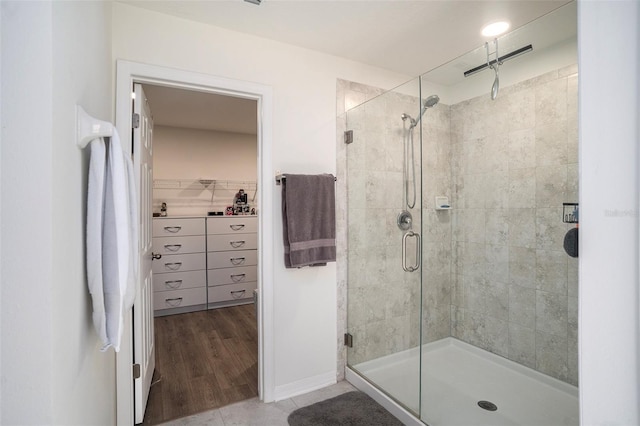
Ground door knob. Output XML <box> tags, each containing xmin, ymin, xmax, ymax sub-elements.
<box><xmin>152</xmin><ymin>252</ymin><xmax>162</xmax><ymax>260</ymax></box>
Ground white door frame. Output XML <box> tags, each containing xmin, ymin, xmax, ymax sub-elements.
<box><xmin>115</xmin><ymin>60</ymin><xmax>275</xmax><ymax>425</ymax></box>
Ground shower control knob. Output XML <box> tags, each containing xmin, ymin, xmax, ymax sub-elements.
<box><xmin>397</xmin><ymin>210</ymin><xmax>413</xmax><ymax>231</ymax></box>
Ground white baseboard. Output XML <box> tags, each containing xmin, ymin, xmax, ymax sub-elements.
<box><xmin>273</xmin><ymin>371</ymin><xmax>336</xmax><ymax>401</ymax></box>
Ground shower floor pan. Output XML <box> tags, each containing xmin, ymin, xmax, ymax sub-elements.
<box><xmin>351</xmin><ymin>337</ymin><xmax>579</xmax><ymax>426</ymax></box>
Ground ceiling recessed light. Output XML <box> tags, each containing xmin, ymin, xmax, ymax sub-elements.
<box><xmin>481</xmin><ymin>21</ymin><xmax>510</xmax><ymax>37</ymax></box>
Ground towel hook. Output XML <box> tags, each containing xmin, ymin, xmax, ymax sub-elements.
<box><xmin>76</xmin><ymin>105</ymin><xmax>114</xmax><ymax>148</ymax></box>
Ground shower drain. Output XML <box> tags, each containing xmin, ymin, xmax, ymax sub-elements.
<box><xmin>477</xmin><ymin>400</ymin><xmax>498</xmax><ymax>411</ymax></box>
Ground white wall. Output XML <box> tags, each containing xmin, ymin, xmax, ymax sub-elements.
<box><xmin>1</xmin><ymin>2</ymin><xmax>54</xmax><ymax>422</ymax></box>
<box><xmin>1</xmin><ymin>1</ymin><xmax>116</xmax><ymax>424</ymax></box>
<box><xmin>154</xmin><ymin>126</ymin><xmax>257</xmax><ymax>181</ymax></box>
<box><xmin>578</xmin><ymin>0</ymin><xmax>640</xmax><ymax>424</ymax></box>
<box><xmin>112</xmin><ymin>2</ymin><xmax>411</xmax><ymax>397</ymax></box>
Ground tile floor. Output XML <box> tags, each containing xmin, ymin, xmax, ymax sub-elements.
<box><xmin>160</xmin><ymin>381</ymin><xmax>357</xmax><ymax>426</ymax></box>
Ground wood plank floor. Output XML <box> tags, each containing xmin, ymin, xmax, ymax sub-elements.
<box><xmin>142</xmin><ymin>304</ymin><xmax>258</xmax><ymax>425</ymax></box>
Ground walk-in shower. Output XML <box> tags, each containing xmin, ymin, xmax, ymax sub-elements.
<box><xmin>342</xmin><ymin>2</ymin><xmax>578</xmax><ymax>425</ymax></box>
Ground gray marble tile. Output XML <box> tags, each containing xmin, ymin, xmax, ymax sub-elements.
<box><xmin>536</xmin><ymin>249</ymin><xmax>568</xmax><ymax>295</ymax></box>
<box><xmin>485</xmin><ymin>209</ymin><xmax>509</xmax><ymax>246</ymax></box>
<box><xmin>486</xmin><ymin>280</ymin><xmax>509</xmax><ymax>321</ymax></box>
<box><xmin>567</xmin><ymin>163</ymin><xmax>579</xmax><ymax>202</ymax></box>
<box><xmin>484</xmin><ymin>171</ymin><xmax>509</xmax><ymax>209</ymax></box>
<box><xmin>535</xmin><ymin>123</ymin><xmax>568</xmax><ymax>167</ymax></box>
<box><xmin>485</xmin><ymin>316</ymin><xmax>509</xmax><ymax>357</ymax></box>
<box><xmin>484</xmin><ymin>134</ymin><xmax>509</xmax><ymax>173</ymax></box>
<box><xmin>509</xmin><ymin>283</ymin><xmax>536</xmax><ymax>329</ymax></box>
<box><xmin>485</xmin><ymin>243</ymin><xmax>509</xmax><ymax>285</ymax></box>
<box><xmin>464</xmin><ymin>274</ymin><xmax>487</xmax><ymax>313</ymax></box>
<box><xmin>508</xmin><ymin>323</ymin><xmax>536</xmax><ymax>369</ymax></box>
<box><xmin>465</xmin><ymin>174</ymin><xmax>488</xmax><ymax>209</ymax></box>
<box><xmin>507</xmin><ymin>208</ymin><xmax>536</xmax><ymax>248</ymax></box>
<box><xmin>509</xmin><ymin>246</ymin><xmax>537</xmax><ymax>289</ymax></box>
<box><xmin>567</xmin><ymin>117</ymin><xmax>578</xmax><ymax>165</ymax></box>
<box><xmin>536</xmin><ymin>290</ymin><xmax>568</xmax><ymax>337</ymax></box>
<box><xmin>461</xmin><ymin>137</ymin><xmax>487</xmax><ymax>174</ymax></box>
<box><xmin>508</xmin><ymin>168</ymin><xmax>536</xmax><ymax>208</ymax></box>
<box><xmin>219</xmin><ymin>397</ymin><xmax>297</xmax><ymax>426</ymax></box>
<box><xmin>536</xmin><ymin>166</ymin><xmax>567</xmax><ymax>208</ymax></box>
<box><xmin>536</xmin><ymin>330</ymin><xmax>569</xmax><ymax>382</ymax></box>
<box><xmin>506</xmin><ymin>88</ymin><xmax>536</xmax><ymax>132</ymax></box>
<box><xmin>568</xmin><ymin>257</ymin><xmax>579</xmax><ymax>298</ymax></box>
<box><xmin>536</xmin><ymin>207</ymin><xmax>567</xmax><ymax>252</ymax></box>
<box><xmin>508</xmin><ymin>129</ymin><xmax>536</xmax><ymax>170</ymax></box>
<box><xmin>535</xmin><ymin>77</ymin><xmax>567</xmax><ymax>126</ymax></box>
<box><xmin>567</xmin><ymin>322</ymin><xmax>579</xmax><ymax>386</ymax></box>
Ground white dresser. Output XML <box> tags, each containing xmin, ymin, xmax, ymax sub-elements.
<box><xmin>152</xmin><ymin>216</ymin><xmax>257</xmax><ymax>315</ymax></box>
<box><xmin>152</xmin><ymin>217</ymin><xmax>207</xmax><ymax>315</ymax></box>
<box><xmin>206</xmin><ymin>216</ymin><xmax>258</xmax><ymax>309</ymax></box>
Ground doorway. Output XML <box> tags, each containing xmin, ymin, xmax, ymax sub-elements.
<box><xmin>114</xmin><ymin>60</ymin><xmax>275</xmax><ymax>425</ymax></box>
<box><xmin>142</xmin><ymin>83</ymin><xmax>259</xmax><ymax>424</ymax></box>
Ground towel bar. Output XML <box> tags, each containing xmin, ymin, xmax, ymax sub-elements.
<box><xmin>275</xmin><ymin>174</ymin><xmax>337</xmax><ymax>185</ymax></box>
<box><xmin>76</xmin><ymin>105</ymin><xmax>114</xmax><ymax>148</ymax></box>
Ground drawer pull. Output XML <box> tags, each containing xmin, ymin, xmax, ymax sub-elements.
<box><xmin>230</xmin><ymin>240</ymin><xmax>246</xmax><ymax>248</ymax></box>
<box><xmin>230</xmin><ymin>257</ymin><xmax>246</xmax><ymax>265</ymax></box>
<box><xmin>230</xmin><ymin>224</ymin><xmax>245</xmax><ymax>231</ymax></box>
<box><xmin>164</xmin><ymin>279</ymin><xmax>183</xmax><ymax>289</ymax></box>
<box><xmin>165</xmin><ymin>297</ymin><xmax>183</xmax><ymax>307</ymax></box>
<box><xmin>164</xmin><ymin>262</ymin><xmax>183</xmax><ymax>271</ymax></box>
<box><xmin>164</xmin><ymin>244</ymin><xmax>182</xmax><ymax>252</ymax></box>
<box><xmin>230</xmin><ymin>273</ymin><xmax>246</xmax><ymax>282</ymax></box>
<box><xmin>230</xmin><ymin>290</ymin><xmax>246</xmax><ymax>299</ymax></box>
<box><xmin>164</xmin><ymin>226</ymin><xmax>182</xmax><ymax>233</ymax></box>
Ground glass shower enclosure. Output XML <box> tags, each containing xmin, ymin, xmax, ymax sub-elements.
<box><xmin>344</xmin><ymin>2</ymin><xmax>579</xmax><ymax>425</ymax></box>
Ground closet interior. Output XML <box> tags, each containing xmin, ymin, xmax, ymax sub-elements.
<box><xmin>141</xmin><ymin>84</ymin><xmax>259</xmax><ymax>425</ymax></box>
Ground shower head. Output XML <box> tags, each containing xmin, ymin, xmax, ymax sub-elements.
<box><xmin>423</xmin><ymin>95</ymin><xmax>440</xmax><ymax>109</ymax></box>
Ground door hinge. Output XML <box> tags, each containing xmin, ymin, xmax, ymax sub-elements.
<box><xmin>133</xmin><ymin>363</ymin><xmax>141</xmax><ymax>379</ymax></box>
<box><xmin>344</xmin><ymin>333</ymin><xmax>353</xmax><ymax>348</ymax></box>
<box><xmin>344</xmin><ymin>130</ymin><xmax>354</xmax><ymax>144</ymax></box>
<box><xmin>132</xmin><ymin>113</ymin><xmax>140</xmax><ymax>129</ymax></box>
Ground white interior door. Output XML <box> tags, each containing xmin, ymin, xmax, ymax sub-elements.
<box><xmin>133</xmin><ymin>83</ymin><xmax>155</xmax><ymax>424</ymax></box>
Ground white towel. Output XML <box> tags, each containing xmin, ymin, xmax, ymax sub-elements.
<box><xmin>86</xmin><ymin>131</ymin><xmax>138</xmax><ymax>352</ymax></box>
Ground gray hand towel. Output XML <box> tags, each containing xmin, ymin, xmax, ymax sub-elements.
<box><xmin>282</xmin><ymin>174</ymin><xmax>336</xmax><ymax>268</ymax></box>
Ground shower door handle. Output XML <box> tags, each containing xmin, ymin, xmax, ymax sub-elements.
<box><xmin>402</xmin><ymin>231</ymin><xmax>421</xmax><ymax>272</ymax></box>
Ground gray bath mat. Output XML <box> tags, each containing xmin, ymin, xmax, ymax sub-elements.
<box><xmin>287</xmin><ymin>391</ymin><xmax>404</xmax><ymax>426</ymax></box>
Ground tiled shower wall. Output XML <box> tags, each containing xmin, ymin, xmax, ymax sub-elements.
<box><xmin>338</xmin><ymin>64</ymin><xmax>578</xmax><ymax>386</ymax></box>
<box><xmin>341</xmin><ymin>81</ymin><xmax>424</xmax><ymax>367</ymax></box>
<box><xmin>449</xmin><ymin>65</ymin><xmax>579</xmax><ymax>385</ymax></box>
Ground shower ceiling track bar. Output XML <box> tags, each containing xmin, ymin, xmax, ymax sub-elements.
<box><xmin>463</xmin><ymin>44</ymin><xmax>533</xmax><ymax>78</ymax></box>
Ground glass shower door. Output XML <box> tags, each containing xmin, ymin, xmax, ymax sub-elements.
<box><xmin>345</xmin><ymin>78</ymin><xmax>423</xmax><ymax>415</ymax></box>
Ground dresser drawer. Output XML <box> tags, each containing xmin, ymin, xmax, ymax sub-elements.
<box><xmin>152</xmin><ymin>253</ymin><xmax>205</xmax><ymax>274</ymax></box>
<box><xmin>208</xmin><ymin>265</ymin><xmax>257</xmax><ymax>287</ymax></box>
<box><xmin>154</xmin><ymin>270</ymin><xmax>206</xmax><ymax>292</ymax></box>
<box><xmin>152</xmin><ymin>235</ymin><xmax>205</xmax><ymax>255</ymax></box>
<box><xmin>154</xmin><ymin>287</ymin><xmax>206</xmax><ymax>310</ymax></box>
<box><xmin>207</xmin><ymin>217</ymin><xmax>257</xmax><ymax>235</ymax></box>
<box><xmin>208</xmin><ymin>281</ymin><xmax>256</xmax><ymax>304</ymax></box>
<box><xmin>153</xmin><ymin>218</ymin><xmax>205</xmax><ymax>237</ymax></box>
<box><xmin>207</xmin><ymin>233</ymin><xmax>258</xmax><ymax>252</ymax></box>
<box><xmin>207</xmin><ymin>250</ymin><xmax>258</xmax><ymax>269</ymax></box>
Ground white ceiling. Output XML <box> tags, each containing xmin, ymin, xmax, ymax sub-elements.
<box><xmin>142</xmin><ymin>84</ymin><xmax>257</xmax><ymax>134</ymax></box>
<box><xmin>129</xmin><ymin>0</ymin><xmax>574</xmax><ymax>134</ymax></box>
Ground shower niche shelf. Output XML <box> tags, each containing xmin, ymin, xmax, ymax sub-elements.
<box><xmin>435</xmin><ymin>196</ymin><xmax>451</xmax><ymax>210</ymax></box>
<box><xmin>563</xmin><ymin>203</ymin><xmax>579</xmax><ymax>224</ymax></box>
